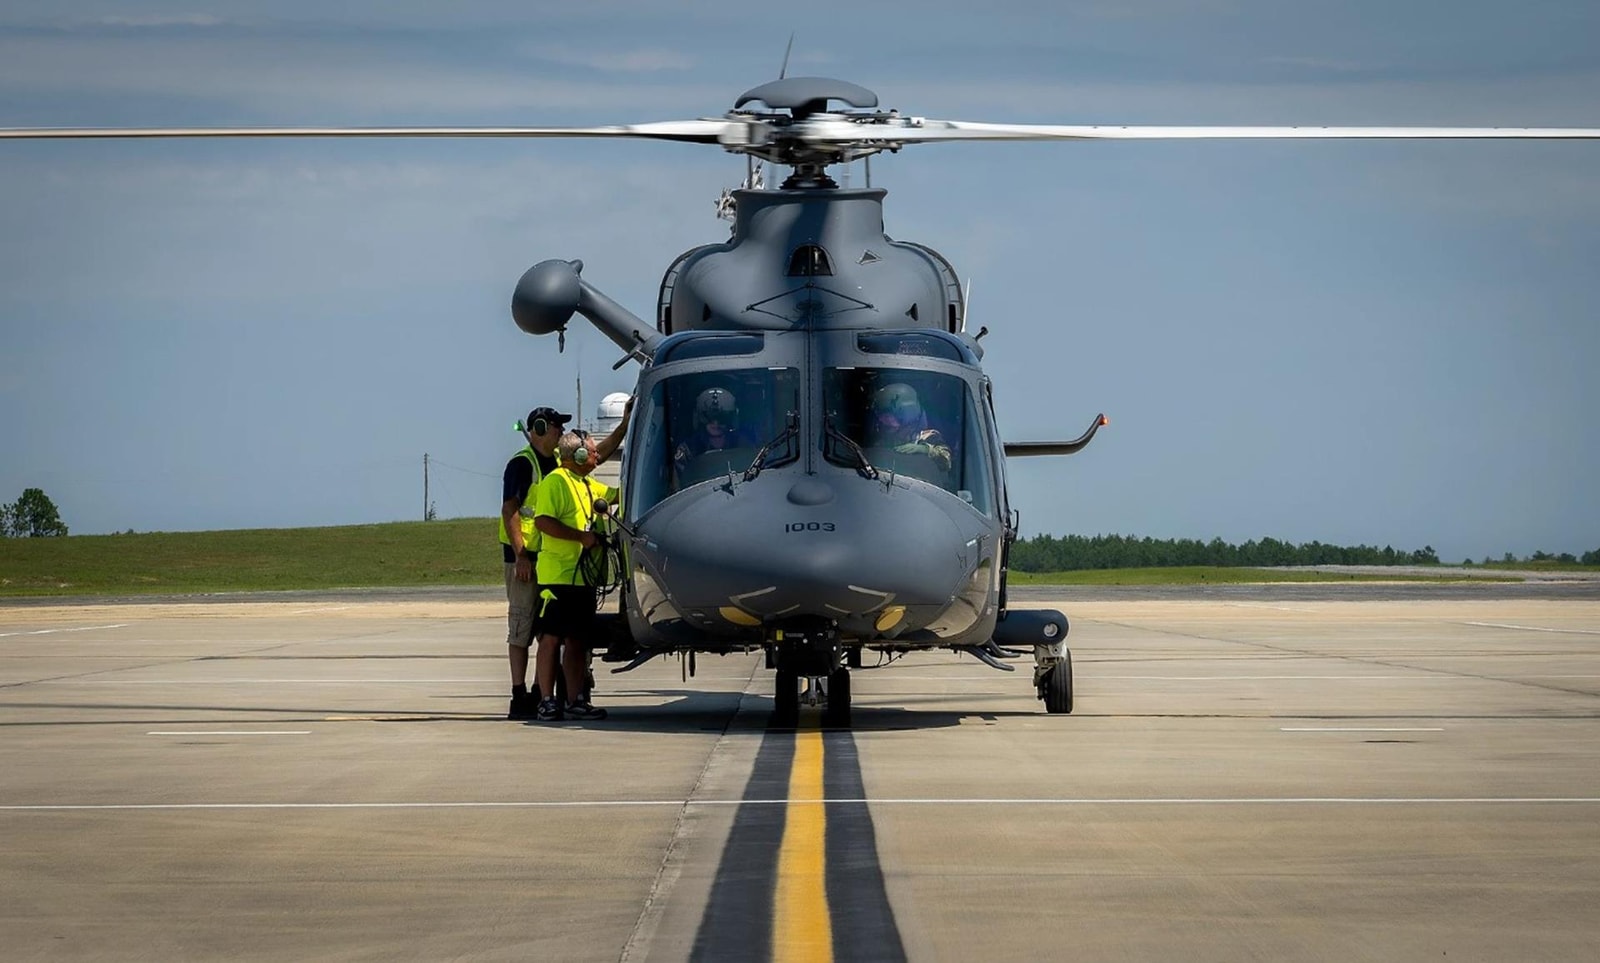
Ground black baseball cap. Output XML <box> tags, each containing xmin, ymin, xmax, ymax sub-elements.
<box><xmin>526</xmin><ymin>406</ymin><xmax>572</xmax><ymax>429</ymax></box>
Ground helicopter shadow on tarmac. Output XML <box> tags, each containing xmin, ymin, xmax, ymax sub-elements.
<box><xmin>520</xmin><ymin>688</ymin><xmax>1043</xmax><ymax>733</ymax></box>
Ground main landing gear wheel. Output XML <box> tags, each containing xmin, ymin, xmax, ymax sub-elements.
<box><xmin>773</xmin><ymin>667</ymin><xmax>799</xmax><ymax>728</ymax></box>
<box><xmin>821</xmin><ymin>666</ymin><xmax>851</xmax><ymax>729</ymax></box>
<box><xmin>1043</xmin><ymin>650</ymin><xmax>1074</xmax><ymax>714</ymax></box>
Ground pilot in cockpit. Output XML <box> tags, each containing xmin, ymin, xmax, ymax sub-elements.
<box><xmin>866</xmin><ymin>382</ymin><xmax>953</xmax><ymax>473</ymax></box>
<box><xmin>674</xmin><ymin>387</ymin><xmax>756</xmax><ymax>476</ymax></box>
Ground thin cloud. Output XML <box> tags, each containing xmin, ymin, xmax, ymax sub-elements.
<box><xmin>81</xmin><ymin>14</ymin><xmax>230</xmax><ymax>29</ymax></box>
<box><xmin>525</xmin><ymin>46</ymin><xmax>697</xmax><ymax>73</ymax></box>
<box><xmin>0</xmin><ymin>34</ymin><xmax>726</xmax><ymax>118</ymax></box>
<box><xmin>1262</xmin><ymin>55</ymin><xmax>1370</xmax><ymax>74</ymax></box>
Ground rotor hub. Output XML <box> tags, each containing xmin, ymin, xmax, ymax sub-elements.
<box><xmin>725</xmin><ymin>77</ymin><xmax>905</xmax><ymax>169</ymax></box>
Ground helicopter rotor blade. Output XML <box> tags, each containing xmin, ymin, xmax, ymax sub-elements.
<box><xmin>0</xmin><ymin>119</ymin><xmax>744</xmax><ymax>143</ymax></box>
<box><xmin>791</xmin><ymin>117</ymin><xmax>1600</xmax><ymax>146</ymax></box>
<box><xmin>6</xmin><ymin>114</ymin><xmax>1594</xmax><ymax>169</ymax></box>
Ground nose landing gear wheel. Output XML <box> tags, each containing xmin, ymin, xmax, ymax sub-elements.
<box><xmin>1042</xmin><ymin>651</ymin><xmax>1073</xmax><ymax>714</ymax></box>
<box><xmin>821</xmin><ymin>666</ymin><xmax>851</xmax><ymax>729</ymax></box>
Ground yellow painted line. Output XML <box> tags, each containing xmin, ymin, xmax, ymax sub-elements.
<box><xmin>774</xmin><ymin>723</ymin><xmax>832</xmax><ymax>963</ymax></box>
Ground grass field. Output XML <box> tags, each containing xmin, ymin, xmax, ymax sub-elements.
<box><xmin>0</xmin><ymin>519</ymin><xmax>1532</xmax><ymax>598</ymax></box>
<box><xmin>0</xmin><ymin>519</ymin><xmax>495</xmax><ymax>597</ymax></box>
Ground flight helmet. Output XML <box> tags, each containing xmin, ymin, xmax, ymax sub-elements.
<box><xmin>694</xmin><ymin>387</ymin><xmax>739</xmax><ymax>431</ymax></box>
<box><xmin>871</xmin><ymin>382</ymin><xmax>923</xmax><ymax>427</ymax></box>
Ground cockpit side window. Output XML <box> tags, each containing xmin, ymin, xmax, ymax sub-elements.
<box><xmin>629</xmin><ymin>366</ymin><xmax>801</xmax><ymax>514</ymax></box>
<box><xmin>822</xmin><ymin>367</ymin><xmax>995</xmax><ymax>516</ymax></box>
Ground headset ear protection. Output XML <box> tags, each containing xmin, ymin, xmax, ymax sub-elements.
<box><xmin>572</xmin><ymin>445</ymin><xmax>590</xmax><ymax>465</ymax></box>
<box><xmin>531</xmin><ymin>416</ymin><xmax>549</xmax><ymax>436</ymax></box>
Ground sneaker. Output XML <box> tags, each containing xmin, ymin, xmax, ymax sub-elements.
<box><xmin>535</xmin><ymin>698</ymin><xmax>563</xmax><ymax>721</ymax></box>
<box><xmin>508</xmin><ymin>693</ymin><xmax>536</xmax><ymax>721</ymax></box>
<box><xmin>564</xmin><ymin>700</ymin><xmax>608</xmax><ymax>721</ymax></box>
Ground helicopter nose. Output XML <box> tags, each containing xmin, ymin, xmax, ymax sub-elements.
<box><xmin>643</xmin><ymin>476</ymin><xmax>978</xmax><ymax>624</ymax></box>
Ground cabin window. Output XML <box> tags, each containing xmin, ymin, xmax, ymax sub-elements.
<box><xmin>654</xmin><ymin>333</ymin><xmax>765</xmax><ymax>363</ymax></box>
<box><xmin>786</xmin><ymin>244</ymin><xmax>834</xmax><ymax>277</ymax></box>
<box><xmin>821</xmin><ymin>367</ymin><xmax>996</xmax><ymax>516</ymax></box>
<box><xmin>629</xmin><ymin>366</ymin><xmax>802</xmax><ymax>514</ymax></box>
<box><xmin>857</xmin><ymin>331</ymin><xmax>970</xmax><ymax>363</ymax></box>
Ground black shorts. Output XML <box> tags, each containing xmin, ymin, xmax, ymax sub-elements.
<box><xmin>538</xmin><ymin>584</ymin><xmax>598</xmax><ymax>640</ymax></box>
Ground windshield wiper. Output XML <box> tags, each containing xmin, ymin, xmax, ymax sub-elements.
<box><xmin>743</xmin><ymin>412</ymin><xmax>799</xmax><ymax>481</ymax></box>
<box><xmin>825</xmin><ymin>418</ymin><xmax>879</xmax><ymax>480</ymax></box>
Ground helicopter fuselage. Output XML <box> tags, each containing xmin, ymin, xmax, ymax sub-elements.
<box><xmin>621</xmin><ymin>186</ymin><xmax>1007</xmax><ymax>655</ymax></box>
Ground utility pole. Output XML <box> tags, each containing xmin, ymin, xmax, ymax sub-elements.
<box><xmin>423</xmin><ymin>453</ymin><xmax>429</xmax><ymax>521</ymax></box>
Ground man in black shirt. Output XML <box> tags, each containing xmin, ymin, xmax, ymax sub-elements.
<box><xmin>502</xmin><ymin>406</ymin><xmax>567</xmax><ymax>719</ymax></box>
<box><xmin>501</xmin><ymin>400</ymin><xmax>634</xmax><ymax>720</ymax></box>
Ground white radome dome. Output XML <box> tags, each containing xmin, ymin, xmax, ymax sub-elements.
<box><xmin>598</xmin><ymin>392</ymin><xmax>631</xmax><ymax>419</ymax></box>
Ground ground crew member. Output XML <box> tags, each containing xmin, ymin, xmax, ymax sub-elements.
<box><xmin>532</xmin><ymin>431</ymin><xmax>620</xmax><ymax>721</ymax></box>
<box><xmin>501</xmin><ymin>406</ymin><xmax>568</xmax><ymax>720</ymax></box>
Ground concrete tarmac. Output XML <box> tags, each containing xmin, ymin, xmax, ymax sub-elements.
<box><xmin>3</xmin><ymin>584</ymin><xmax>1598</xmax><ymax>961</ymax></box>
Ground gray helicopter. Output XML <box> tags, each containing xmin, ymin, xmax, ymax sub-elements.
<box><xmin>7</xmin><ymin>77</ymin><xmax>1597</xmax><ymax>727</ymax></box>
<box><xmin>511</xmin><ymin>81</ymin><xmax>1126</xmax><ymax>727</ymax></box>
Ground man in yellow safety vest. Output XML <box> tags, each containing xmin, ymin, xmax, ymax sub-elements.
<box><xmin>531</xmin><ymin>430</ymin><xmax>621</xmax><ymax>721</ymax></box>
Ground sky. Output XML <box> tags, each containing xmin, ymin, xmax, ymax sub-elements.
<box><xmin>1</xmin><ymin>1</ymin><xmax>1596</xmax><ymax>563</ymax></box>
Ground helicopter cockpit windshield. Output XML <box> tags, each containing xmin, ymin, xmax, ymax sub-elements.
<box><xmin>630</xmin><ymin>365</ymin><xmax>801</xmax><ymax>513</ymax></box>
<box><xmin>823</xmin><ymin>366</ymin><xmax>997</xmax><ymax>516</ymax></box>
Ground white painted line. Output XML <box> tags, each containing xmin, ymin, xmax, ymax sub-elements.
<box><xmin>1460</xmin><ymin>621</ymin><xmax>1600</xmax><ymax>636</ymax></box>
<box><xmin>864</xmin><ymin>671</ymin><xmax>1452</xmax><ymax>678</ymax></box>
<box><xmin>1099</xmin><ymin>675</ymin><xmax>1424</xmax><ymax>681</ymax></box>
<box><xmin>287</xmin><ymin>606</ymin><xmax>352</xmax><ymax>615</ymax></box>
<box><xmin>0</xmin><ymin>623</ymin><xmax>130</xmax><ymax>638</ymax></box>
<box><xmin>147</xmin><ymin>730</ymin><xmax>312</xmax><ymax>736</ymax></box>
<box><xmin>1281</xmin><ymin>727</ymin><xmax>1444</xmax><ymax>732</ymax></box>
<box><xmin>38</xmin><ymin>679</ymin><xmax>491</xmax><ymax>685</ymax></box>
<box><xmin>4</xmin><ymin>796</ymin><xmax>1599</xmax><ymax>812</ymax></box>
<box><xmin>846</xmin><ymin>674</ymin><xmax>1031</xmax><ymax>680</ymax></box>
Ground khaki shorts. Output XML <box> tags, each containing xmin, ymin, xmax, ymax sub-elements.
<box><xmin>505</xmin><ymin>562</ymin><xmax>540</xmax><ymax>649</ymax></box>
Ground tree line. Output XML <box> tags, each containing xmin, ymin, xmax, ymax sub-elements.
<box><xmin>1009</xmin><ymin>534</ymin><xmax>1441</xmax><ymax>571</ymax></box>
<box><xmin>1010</xmin><ymin>534</ymin><xmax>1600</xmax><ymax>570</ymax></box>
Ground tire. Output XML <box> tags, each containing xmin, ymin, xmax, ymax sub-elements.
<box><xmin>1043</xmin><ymin>650</ymin><xmax>1073</xmax><ymax>714</ymax></box>
<box><xmin>821</xmin><ymin>667</ymin><xmax>851</xmax><ymax>729</ymax></box>
<box><xmin>772</xmin><ymin>668</ymin><xmax>799</xmax><ymax>728</ymax></box>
